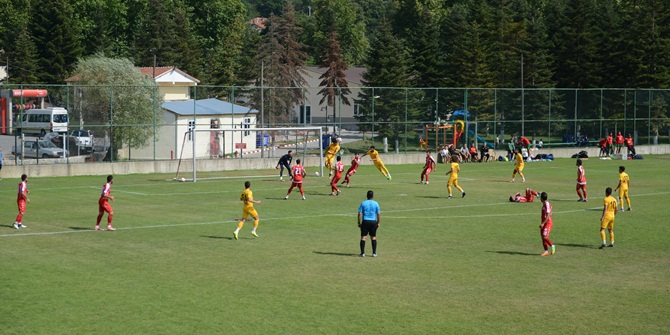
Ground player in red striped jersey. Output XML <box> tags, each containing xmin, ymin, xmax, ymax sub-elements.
<box><xmin>539</xmin><ymin>192</ymin><xmax>555</xmax><ymax>256</ymax></box>
<box><xmin>285</xmin><ymin>159</ymin><xmax>306</xmax><ymax>200</ymax></box>
<box><xmin>576</xmin><ymin>159</ymin><xmax>588</xmax><ymax>202</ymax></box>
<box><xmin>95</xmin><ymin>175</ymin><xmax>116</xmax><ymax>231</ymax></box>
<box><xmin>330</xmin><ymin>156</ymin><xmax>344</xmax><ymax>196</ymax></box>
<box><xmin>509</xmin><ymin>188</ymin><xmax>539</xmax><ymax>203</ymax></box>
<box><xmin>14</xmin><ymin>174</ymin><xmax>30</xmax><ymax>229</ymax></box>
<box><xmin>341</xmin><ymin>153</ymin><xmax>360</xmax><ymax>188</ymax></box>
<box><xmin>420</xmin><ymin>150</ymin><xmax>436</xmax><ymax>184</ymax></box>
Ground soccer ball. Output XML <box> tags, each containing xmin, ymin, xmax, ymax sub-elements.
<box><xmin>180</xmin><ymin>177</ymin><xmax>186</xmax><ymax>182</ymax></box>
<box><xmin>315</xmin><ymin>171</ymin><xmax>320</xmax><ymax>177</ymax></box>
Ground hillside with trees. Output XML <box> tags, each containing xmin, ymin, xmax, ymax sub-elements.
<box><xmin>0</xmin><ymin>0</ymin><xmax>667</xmax><ymax>89</ymax></box>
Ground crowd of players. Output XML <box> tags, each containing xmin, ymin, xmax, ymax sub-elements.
<box><xmin>8</xmin><ymin>136</ymin><xmax>634</xmax><ymax>256</ymax></box>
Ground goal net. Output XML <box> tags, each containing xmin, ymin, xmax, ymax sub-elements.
<box><xmin>175</xmin><ymin>126</ymin><xmax>325</xmax><ymax>182</ymax></box>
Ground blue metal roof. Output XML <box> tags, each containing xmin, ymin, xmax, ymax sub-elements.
<box><xmin>162</xmin><ymin>98</ymin><xmax>258</xmax><ymax>116</ymax></box>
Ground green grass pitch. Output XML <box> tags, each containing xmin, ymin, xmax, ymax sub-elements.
<box><xmin>1</xmin><ymin>156</ymin><xmax>669</xmax><ymax>334</ymax></box>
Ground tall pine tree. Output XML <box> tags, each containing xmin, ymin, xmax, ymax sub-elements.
<box><xmin>31</xmin><ymin>0</ymin><xmax>82</xmax><ymax>83</ymax></box>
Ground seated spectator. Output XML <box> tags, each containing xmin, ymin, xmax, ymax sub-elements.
<box><xmin>509</xmin><ymin>188</ymin><xmax>540</xmax><ymax>203</ymax></box>
<box><xmin>469</xmin><ymin>144</ymin><xmax>479</xmax><ymax>162</ymax></box>
<box><xmin>480</xmin><ymin>142</ymin><xmax>490</xmax><ymax>162</ymax></box>
<box><xmin>460</xmin><ymin>145</ymin><xmax>470</xmax><ymax>162</ymax></box>
<box><xmin>440</xmin><ymin>145</ymin><xmax>449</xmax><ymax>163</ymax></box>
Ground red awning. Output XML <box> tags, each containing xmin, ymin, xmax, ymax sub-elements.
<box><xmin>11</xmin><ymin>89</ymin><xmax>48</xmax><ymax>98</ymax></box>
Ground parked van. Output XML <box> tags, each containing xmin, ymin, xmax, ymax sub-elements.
<box><xmin>18</xmin><ymin>107</ymin><xmax>69</xmax><ymax>136</ymax></box>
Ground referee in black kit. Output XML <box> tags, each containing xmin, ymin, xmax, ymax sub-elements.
<box><xmin>358</xmin><ymin>190</ymin><xmax>381</xmax><ymax>257</ymax></box>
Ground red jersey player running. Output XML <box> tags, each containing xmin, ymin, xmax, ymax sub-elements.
<box><xmin>576</xmin><ymin>159</ymin><xmax>588</xmax><ymax>202</ymax></box>
<box><xmin>330</xmin><ymin>156</ymin><xmax>344</xmax><ymax>196</ymax></box>
<box><xmin>14</xmin><ymin>174</ymin><xmax>30</xmax><ymax>229</ymax></box>
<box><xmin>96</xmin><ymin>175</ymin><xmax>116</xmax><ymax>231</ymax></box>
<box><xmin>420</xmin><ymin>150</ymin><xmax>436</xmax><ymax>184</ymax></box>
<box><xmin>539</xmin><ymin>192</ymin><xmax>555</xmax><ymax>256</ymax></box>
<box><xmin>341</xmin><ymin>153</ymin><xmax>360</xmax><ymax>188</ymax></box>
<box><xmin>509</xmin><ymin>188</ymin><xmax>539</xmax><ymax>203</ymax></box>
<box><xmin>285</xmin><ymin>159</ymin><xmax>306</xmax><ymax>200</ymax></box>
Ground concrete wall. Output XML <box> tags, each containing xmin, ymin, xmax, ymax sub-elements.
<box><xmin>3</xmin><ymin>144</ymin><xmax>668</xmax><ymax>178</ymax></box>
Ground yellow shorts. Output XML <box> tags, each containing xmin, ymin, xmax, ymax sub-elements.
<box><xmin>515</xmin><ymin>164</ymin><xmax>524</xmax><ymax>172</ymax></box>
<box><xmin>373</xmin><ymin>160</ymin><xmax>385</xmax><ymax>169</ymax></box>
<box><xmin>619</xmin><ymin>189</ymin><xmax>628</xmax><ymax>199</ymax></box>
<box><xmin>601</xmin><ymin>217</ymin><xmax>614</xmax><ymax>230</ymax></box>
<box><xmin>325</xmin><ymin>154</ymin><xmax>335</xmax><ymax>166</ymax></box>
<box><xmin>448</xmin><ymin>177</ymin><xmax>458</xmax><ymax>186</ymax></box>
<box><xmin>242</xmin><ymin>207</ymin><xmax>259</xmax><ymax>219</ymax></box>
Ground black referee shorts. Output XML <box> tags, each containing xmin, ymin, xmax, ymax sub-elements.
<box><xmin>360</xmin><ymin>220</ymin><xmax>378</xmax><ymax>237</ymax></box>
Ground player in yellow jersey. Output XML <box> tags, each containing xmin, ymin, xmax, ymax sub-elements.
<box><xmin>324</xmin><ymin>138</ymin><xmax>341</xmax><ymax>177</ymax></box>
<box><xmin>445</xmin><ymin>155</ymin><xmax>466</xmax><ymax>199</ymax></box>
<box><xmin>234</xmin><ymin>181</ymin><xmax>261</xmax><ymax>240</ymax></box>
<box><xmin>361</xmin><ymin>146</ymin><xmax>391</xmax><ymax>180</ymax></box>
<box><xmin>614</xmin><ymin>165</ymin><xmax>631</xmax><ymax>212</ymax></box>
<box><xmin>599</xmin><ymin>187</ymin><xmax>618</xmax><ymax>248</ymax></box>
<box><xmin>510</xmin><ymin>148</ymin><xmax>525</xmax><ymax>183</ymax></box>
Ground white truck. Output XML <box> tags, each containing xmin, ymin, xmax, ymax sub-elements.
<box><xmin>12</xmin><ymin>140</ymin><xmax>68</xmax><ymax>158</ymax></box>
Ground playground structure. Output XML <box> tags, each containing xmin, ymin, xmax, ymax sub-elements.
<box><xmin>423</xmin><ymin>118</ymin><xmax>495</xmax><ymax>152</ymax></box>
<box><xmin>424</xmin><ymin>120</ymin><xmax>465</xmax><ymax>151</ymax></box>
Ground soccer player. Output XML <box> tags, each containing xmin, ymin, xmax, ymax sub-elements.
<box><xmin>599</xmin><ymin>187</ymin><xmax>618</xmax><ymax>248</ymax></box>
<box><xmin>614</xmin><ymin>166</ymin><xmax>631</xmax><ymax>212</ymax></box>
<box><xmin>361</xmin><ymin>146</ymin><xmax>391</xmax><ymax>180</ymax></box>
<box><xmin>234</xmin><ymin>181</ymin><xmax>261</xmax><ymax>240</ymax></box>
<box><xmin>358</xmin><ymin>190</ymin><xmax>381</xmax><ymax>257</ymax></box>
<box><xmin>509</xmin><ymin>188</ymin><xmax>539</xmax><ymax>203</ymax></box>
<box><xmin>324</xmin><ymin>138</ymin><xmax>341</xmax><ymax>177</ymax></box>
<box><xmin>95</xmin><ymin>175</ymin><xmax>116</xmax><ymax>231</ymax></box>
<box><xmin>518</xmin><ymin>136</ymin><xmax>531</xmax><ymax>151</ymax></box>
<box><xmin>625</xmin><ymin>134</ymin><xmax>636</xmax><ymax>156</ymax></box>
<box><xmin>341</xmin><ymin>153</ymin><xmax>360</xmax><ymax>188</ymax></box>
<box><xmin>510</xmin><ymin>148</ymin><xmax>525</xmax><ymax>183</ymax></box>
<box><xmin>576</xmin><ymin>159</ymin><xmax>588</xmax><ymax>202</ymax></box>
<box><xmin>539</xmin><ymin>192</ymin><xmax>555</xmax><ymax>256</ymax></box>
<box><xmin>445</xmin><ymin>155</ymin><xmax>465</xmax><ymax>199</ymax></box>
<box><xmin>330</xmin><ymin>156</ymin><xmax>344</xmax><ymax>196</ymax></box>
<box><xmin>606</xmin><ymin>133</ymin><xmax>613</xmax><ymax>155</ymax></box>
<box><xmin>615</xmin><ymin>131</ymin><xmax>624</xmax><ymax>154</ymax></box>
<box><xmin>14</xmin><ymin>174</ymin><xmax>30</xmax><ymax>229</ymax></box>
<box><xmin>276</xmin><ymin>150</ymin><xmax>293</xmax><ymax>181</ymax></box>
<box><xmin>285</xmin><ymin>159</ymin><xmax>306</xmax><ymax>200</ymax></box>
<box><xmin>420</xmin><ymin>150</ymin><xmax>436</xmax><ymax>184</ymax></box>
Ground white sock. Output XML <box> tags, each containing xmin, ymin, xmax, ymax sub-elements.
<box><xmin>235</xmin><ymin>228</ymin><xmax>240</xmax><ymax>233</ymax></box>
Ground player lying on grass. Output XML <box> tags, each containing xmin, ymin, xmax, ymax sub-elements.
<box><xmin>509</xmin><ymin>188</ymin><xmax>539</xmax><ymax>203</ymax></box>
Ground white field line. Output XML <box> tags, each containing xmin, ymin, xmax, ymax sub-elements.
<box><xmin>0</xmin><ymin>195</ymin><xmax>654</xmax><ymax>238</ymax></box>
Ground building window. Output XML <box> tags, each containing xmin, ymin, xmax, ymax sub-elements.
<box><xmin>188</xmin><ymin>120</ymin><xmax>195</xmax><ymax>141</ymax></box>
<box><xmin>353</xmin><ymin>104</ymin><xmax>361</xmax><ymax>116</ymax></box>
<box><xmin>210</xmin><ymin>118</ymin><xmax>220</xmax><ymax>129</ymax></box>
<box><xmin>243</xmin><ymin>117</ymin><xmax>251</xmax><ymax>136</ymax></box>
<box><xmin>299</xmin><ymin>105</ymin><xmax>312</xmax><ymax>124</ymax></box>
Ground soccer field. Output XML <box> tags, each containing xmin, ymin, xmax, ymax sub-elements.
<box><xmin>1</xmin><ymin>156</ymin><xmax>669</xmax><ymax>334</ymax></box>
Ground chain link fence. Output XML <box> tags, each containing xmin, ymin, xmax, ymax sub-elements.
<box><xmin>1</xmin><ymin>84</ymin><xmax>668</xmax><ymax>164</ymax></box>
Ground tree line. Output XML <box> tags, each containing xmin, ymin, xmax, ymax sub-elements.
<box><xmin>0</xmin><ymin>0</ymin><xmax>667</xmax><ymax>89</ymax></box>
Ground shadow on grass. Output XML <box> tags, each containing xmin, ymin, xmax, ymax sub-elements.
<box><xmin>202</xmin><ymin>235</ymin><xmax>235</xmax><ymax>240</ymax></box>
<box><xmin>69</xmin><ymin>226</ymin><xmax>93</xmax><ymax>230</ymax></box>
<box><xmin>313</xmin><ymin>251</ymin><xmax>359</xmax><ymax>257</ymax></box>
<box><xmin>556</xmin><ymin>243</ymin><xmax>595</xmax><ymax>249</ymax></box>
<box><xmin>417</xmin><ymin>195</ymin><xmax>443</xmax><ymax>199</ymax></box>
<box><xmin>488</xmin><ymin>250</ymin><xmax>538</xmax><ymax>256</ymax></box>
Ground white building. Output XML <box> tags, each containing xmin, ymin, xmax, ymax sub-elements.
<box><xmin>293</xmin><ymin>66</ymin><xmax>365</xmax><ymax>131</ymax></box>
<box><xmin>125</xmin><ymin>98</ymin><xmax>258</xmax><ymax>160</ymax></box>
<box><xmin>138</xmin><ymin>66</ymin><xmax>199</xmax><ymax>101</ymax></box>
